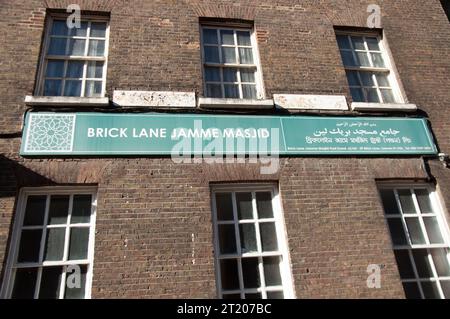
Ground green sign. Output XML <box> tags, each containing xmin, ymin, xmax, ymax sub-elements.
<box><xmin>21</xmin><ymin>112</ymin><xmax>437</xmax><ymax>156</ymax></box>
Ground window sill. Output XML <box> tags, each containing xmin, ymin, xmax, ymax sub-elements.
<box><xmin>25</xmin><ymin>96</ymin><xmax>110</xmax><ymax>107</ymax></box>
<box><xmin>351</xmin><ymin>102</ymin><xmax>417</xmax><ymax>112</ymax></box>
<box><xmin>198</xmin><ymin>98</ymin><xmax>274</xmax><ymax>109</ymax></box>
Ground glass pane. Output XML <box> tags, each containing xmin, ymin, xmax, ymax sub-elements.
<box><xmin>44</xmin><ymin>228</ymin><xmax>65</xmax><ymax>261</ymax></box>
<box><xmin>237</xmin><ymin>31</ymin><xmax>251</xmax><ymax>46</ymax></box>
<box><xmin>66</xmin><ymin>61</ymin><xmax>84</xmax><ymax>78</ymax></box>
<box><xmin>87</xmin><ymin>61</ymin><xmax>104</xmax><ymax>78</ymax></box>
<box><xmin>356</xmin><ymin>52</ymin><xmax>370</xmax><ymax>67</ymax></box>
<box><xmin>380</xmin><ymin>89</ymin><xmax>396</xmax><ymax>103</ymax></box>
<box><xmin>415</xmin><ymin>189</ymin><xmax>433</xmax><ymax>214</ymax></box>
<box><xmin>239</xmin><ymin>48</ymin><xmax>253</xmax><ymax>64</ymax></box>
<box><xmin>220</xmin><ymin>259</ymin><xmax>239</xmax><ymax>290</ymax></box>
<box><xmin>351</xmin><ymin>36</ymin><xmax>365</xmax><ymax>50</ymax></box>
<box><xmin>46</xmin><ymin>60</ymin><xmax>65</xmax><ymax>78</ymax></box>
<box><xmin>236</xmin><ymin>192</ymin><xmax>253</xmax><ymax>220</ymax></box>
<box><xmin>64</xmin><ymin>80</ymin><xmax>82</xmax><ymax>97</ymax></box>
<box><xmin>371</xmin><ymin>53</ymin><xmax>386</xmax><ymax>67</ymax></box>
<box><xmin>218</xmin><ymin>224</ymin><xmax>237</xmax><ymax>254</ymax></box>
<box><xmin>375</xmin><ymin>73</ymin><xmax>390</xmax><ymax>87</ymax></box>
<box><xmin>23</xmin><ymin>195</ymin><xmax>47</xmax><ymax>226</ymax></box>
<box><xmin>240</xmin><ymin>69</ymin><xmax>255</xmax><ymax>82</ymax></box>
<box><xmin>441</xmin><ymin>281</ymin><xmax>450</xmax><ymax>298</ymax></box>
<box><xmin>206</xmin><ymin>84</ymin><xmax>222</xmax><ymax>98</ymax></box>
<box><xmin>85</xmin><ymin>81</ymin><xmax>102</xmax><ymax>97</ymax></box>
<box><xmin>48</xmin><ymin>38</ymin><xmax>67</xmax><ymax>55</ymax></box>
<box><xmin>71</xmin><ymin>195</ymin><xmax>92</xmax><ymax>224</ymax></box>
<box><xmin>245</xmin><ymin>293</ymin><xmax>262</xmax><ymax>299</ymax></box>
<box><xmin>39</xmin><ymin>266</ymin><xmax>62</xmax><ymax>299</ymax></box>
<box><xmin>204</xmin><ymin>46</ymin><xmax>220</xmax><ymax>63</ymax></box>
<box><xmin>222</xmin><ymin>47</ymin><xmax>236</xmax><ymax>63</ymax></box>
<box><xmin>64</xmin><ymin>265</ymin><xmax>87</xmax><ymax>299</ymax></box>
<box><xmin>412</xmin><ymin>249</ymin><xmax>434</xmax><ymax>278</ymax></box>
<box><xmin>204</xmin><ymin>67</ymin><xmax>221</xmax><ymax>82</ymax></box>
<box><xmin>239</xmin><ymin>224</ymin><xmax>257</xmax><ymax>253</ymax></box>
<box><xmin>68</xmin><ymin>21</ymin><xmax>88</xmax><ymax>37</ymax></box>
<box><xmin>398</xmin><ymin>190</ymin><xmax>416</xmax><ymax>214</ymax></box>
<box><xmin>256</xmin><ymin>192</ymin><xmax>273</xmax><ymax>219</ymax></box>
<box><xmin>431</xmin><ymin>249</ymin><xmax>450</xmax><ymax>277</ymax></box>
<box><xmin>260</xmin><ymin>223</ymin><xmax>278</xmax><ymax>251</ymax></box>
<box><xmin>350</xmin><ymin>88</ymin><xmax>364</xmax><ymax>102</ymax></box>
<box><xmin>241</xmin><ymin>257</ymin><xmax>260</xmax><ymax>288</ymax></box>
<box><xmin>220</xmin><ymin>30</ymin><xmax>235</xmax><ymax>45</ymax></box>
<box><xmin>379</xmin><ymin>189</ymin><xmax>400</xmax><ymax>215</ymax></box>
<box><xmin>18</xmin><ymin>230</ymin><xmax>42</xmax><ymax>263</ymax></box>
<box><xmin>263</xmin><ymin>256</ymin><xmax>282</xmax><ymax>286</ymax></box>
<box><xmin>336</xmin><ymin>35</ymin><xmax>350</xmax><ymax>49</ymax></box>
<box><xmin>224</xmin><ymin>84</ymin><xmax>239</xmax><ymax>98</ymax></box>
<box><xmin>340</xmin><ymin>50</ymin><xmax>355</xmax><ymax>67</ymax></box>
<box><xmin>11</xmin><ymin>268</ymin><xmax>38</xmax><ymax>299</ymax></box>
<box><xmin>394</xmin><ymin>250</ymin><xmax>415</xmax><ymax>279</ymax></box>
<box><xmin>203</xmin><ymin>29</ymin><xmax>218</xmax><ymax>45</ymax></box>
<box><xmin>421</xmin><ymin>281</ymin><xmax>440</xmax><ymax>299</ymax></box>
<box><xmin>223</xmin><ymin>294</ymin><xmax>241</xmax><ymax>299</ymax></box>
<box><xmin>365</xmin><ymin>88</ymin><xmax>380</xmax><ymax>102</ymax></box>
<box><xmin>346</xmin><ymin>70</ymin><xmax>360</xmax><ymax>86</ymax></box>
<box><xmin>51</xmin><ymin>20</ymin><xmax>68</xmax><ymax>36</ymax></box>
<box><xmin>223</xmin><ymin>68</ymin><xmax>238</xmax><ymax>82</ymax></box>
<box><xmin>366</xmin><ymin>37</ymin><xmax>380</xmax><ymax>51</ymax></box>
<box><xmin>242</xmin><ymin>85</ymin><xmax>257</xmax><ymax>99</ymax></box>
<box><xmin>386</xmin><ymin>218</ymin><xmax>407</xmax><ymax>245</ymax></box>
<box><xmin>405</xmin><ymin>218</ymin><xmax>426</xmax><ymax>245</ymax></box>
<box><xmin>359</xmin><ymin>72</ymin><xmax>374</xmax><ymax>86</ymax></box>
<box><xmin>67</xmin><ymin>39</ymin><xmax>86</xmax><ymax>56</ymax></box>
<box><xmin>48</xmin><ymin>195</ymin><xmax>70</xmax><ymax>225</ymax></box>
<box><xmin>44</xmin><ymin>80</ymin><xmax>62</xmax><ymax>96</ymax></box>
<box><xmin>402</xmin><ymin>282</ymin><xmax>421</xmax><ymax>299</ymax></box>
<box><xmin>69</xmin><ymin>227</ymin><xmax>89</xmax><ymax>260</ymax></box>
<box><xmin>267</xmin><ymin>291</ymin><xmax>284</xmax><ymax>299</ymax></box>
<box><xmin>423</xmin><ymin>217</ymin><xmax>444</xmax><ymax>244</ymax></box>
<box><xmin>215</xmin><ymin>193</ymin><xmax>234</xmax><ymax>221</ymax></box>
<box><xmin>88</xmin><ymin>40</ymin><xmax>105</xmax><ymax>56</ymax></box>
<box><xmin>90</xmin><ymin>22</ymin><xmax>107</xmax><ymax>37</ymax></box>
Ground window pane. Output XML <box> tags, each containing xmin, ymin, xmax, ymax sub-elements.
<box><xmin>11</xmin><ymin>268</ymin><xmax>38</xmax><ymax>299</ymax></box>
<box><xmin>51</xmin><ymin>20</ymin><xmax>68</xmax><ymax>36</ymax></box>
<box><xmin>90</xmin><ymin>22</ymin><xmax>107</xmax><ymax>37</ymax></box>
<box><xmin>336</xmin><ymin>35</ymin><xmax>351</xmax><ymax>49</ymax></box>
<box><xmin>412</xmin><ymin>249</ymin><xmax>434</xmax><ymax>278</ymax></box>
<box><xmin>245</xmin><ymin>293</ymin><xmax>262</xmax><ymax>299</ymax></box>
<box><xmin>67</xmin><ymin>39</ymin><xmax>86</xmax><ymax>56</ymax></box>
<box><xmin>48</xmin><ymin>38</ymin><xmax>67</xmax><ymax>55</ymax></box>
<box><xmin>18</xmin><ymin>229</ymin><xmax>42</xmax><ymax>263</ymax></box>
<box><xmin>44</xmin><ymin>228</ymin><xmax>65</xmax><ymax>261</ymax></box>
<box><xmin>69</xmin><ymin>227</ymin><xmax>89</xmax><ymax>260</ymax></box>
<box><xmin>239</xmin><ymin>224</ymin><xmax>257</xmax><ymax>253</ymax></box>
<box><xmin>85</xmin><ymin>81</ymin><xmax>102</xmax><ymax>97</ymax></box>
<box><xmin>220</xmin><ymin>30</ymin><xmax>235</xmax><ymax>45</ymax></box>
<box><xmin>88</xmin><ymin>40</ymin><xmax>105</xmax><ymax>56</ymax></box>
<box><xmin>46</xmin><ymin>60</ymin><xmax>65</xmax><ymax>78</ymax></box>
<box><xmin>241</xmin><ymin>257</ymin><xmax>260</xmax><ymax>288</ymax></box>
<box><xmin>423</xmin><ymin>217</ymin><xmax>444</xmax><ymax>244</ymax></box>
<box><xmin>260</xmin><ymin>223</ymin><xmax>278</xmax><ymax>251</ymax></box>
<box><xmin>236</xmin><ymin>192</ymin><xmax>253</xmax><ymax>220</ymax></box>
<box><xmin>405</xmin><ymin>218</ymin><xmax>426</xmax><ymax>245</ymax></box>
<box><xmin>441</xmin><ymin>281</ymin><xmax>450</xmax><ymax>298</ymax></box>
<box><xmin>48</xmin><ymin>195</ymin><xmax>70</xmax><ymax>225</ymax></box>
<box><xmin>87</xmin><ymin>61</ymin><xmax>104</xmax><ymax>78</ymax></box>
<box><xmin>394</xmin><ymin>250</ymin><xmax>415</xmax><ymax>279</ymax></box>
<box><xmin>402</xmin><ymin>282</ymin><xmax>421</xmax><ymax>299</ymax></box>
<box><xmin>421</xmin><ymin>281</ymin><xmax>440</xmax><ymax>299</ymax></box>
<box><xmin>415</xmin><ymin>189</ymin><xmax>433</xmax><ymax>214</ymax></box>
<box><xmin>350</xmin><ymin>88</ymin><xmax>364</xmax><ymax>102</ymax></box>
<box><xmin>39</xmin><ymin>266</ymin><xmax>62</xmax><ymax>299</ymax></box>
<box><xmin>267</xmin><ymin>291</ymin><xmax>284</xmax><ymax>299</ymax></box>
<box><xmin>366</xmin><ymin>37</ymin><xmax>380</xmax><ymax>50</ymax></box>
<box><xmin>202</xmin><ymin>29</ymin><xmax>218</xmax><ymax>45</ymax></box>
<box><xmin>356</xmin><ymin>52</ymin><xmax>370</xmax><ymax>67</ymax></box>
<box><xmin>256</xmin><ymin>192</ymin><xmax>273</xmax><ymax>219</ymax></box>
<box><xmin>44</xmin><ymin>80</ymin><xmax>62</xmax><ymax>96</ymax></box>
<box><xmin>240</xmin><ymin>69</ymin><xmax>255</xmax><ymax>83</ymax></box>
<box><xmin>239</xmin><ymin>48</ymin><xmax>253</xmax><ymax>64</ymax></box>
<box><xmin>398</xmin><ymin>190</ymin><xmax>416</xmax><ymax>214</ymax></box>
<box><xmin>223</xmin><ymin>294</ymin><xmax>241</xmax><ymax>299</ymax></box>
<box><xmin>386</xmin><ymin>218</ymin><xmax>407</xmax><ymax>246</ymax></box>
<box><xmin>263</xmin><ymin>256</ymin><xmax>282</xmax><ymax>286</ymax></box>
<box><xmin>204</xmin><ymin>67</ymin><xmax>221</xmax><ymax>82</ymax></box>
<box><xmin>223</xmin><ymin>68</ymin><xmax>238</xmax><ymax>82</ymax></box>
<box><xmin>220</xmin><ymin>259</ymin><xmax>239</xmax><ymax>290</ymax></box>
<box><xmin>365</xmin><ymin>88</ymin><xmax>380</xmax><ymax>102</ymax></box>
<box><xmin>222</xmin><ymin>47</ymin><xmax>236</xmax><ymax>63</ymax></box>
<box><xmin>380</xmin><ymin>89</ymin><xmax>396</xmax><ymax>103</ymax></box>
<box><xmin>237</xmin><ymin>31</ymin><xmax>251</xmax><ymax>46</ymax></box>
<box><xmin>375</xmin><ymin>73</ymin><xmax>390</xmax><ymax>87</ymax></box>
<box><xmin>204</xmin><ymin>46</ymin><xmax>220</xmax><ymax>63</ymax></box>
<box><xmin>218</xmin><ymin>224</ymin><xmax>237</xmax><ymax>254</ymax></box>
<box><xmin>68</xmin><ymin>21</ymin><xmax>88</xmax><ymax>36</ymax></box>
<box><xmin>64</xmin><ymin>265</ymin><xmax>87</xmax><ymax>299</ymax></box>
<box><xmin>224</xmin><ymin>84</ymin><xmax>239</xmax><ymax>98</ymax></box>
<box><xmin>379</xmin><ymin>189</ymin><xmax>400</xmax><ymax>215</ymax></box>
<box><xmin>206</xmin><ymin>84</ymin><xmax>222</xmax><ymax>98</ymax></box>
<box><xmin>242</xmin><ymin>85</ymin><xmax>257</xmax><ymax>99</ymax></box>
<box><xmin>66</xmin><ymin>61</ymin><xmax>84</xmax><ymax>78</ymax></box>
<box><xmin>340</xmin><ymin>50</ymin><xmax>355</xmax><ymax>67</ymax></box>
<box><xmin>71</xmin><ymin>195</ymin><xmax>92</xmax><ymax>224</ymax></box>
<box><xmin>23</xmin><ymin>195</ymin><xmax>47</xmax><ymax>226</ymax></box>
<box><xmin>346</xmin><ymin>70</ymin><xmax>360</xmax><ymax>86</ymax></box>
<box><xmin>371</xmin><ymin>53</ymin><xmax>385</xmax><ymax>67</ymax></box>
<box><xmin>64</xmin><ymin>80</ymin><xmax>82</xmax><ymax>97</ymax></box>
<box><xmin>359</xmin><ymin>72</ymin><xmax>375</xmax><ymax>86</ymax></box>
<box><xmin>351</xmin><ymin>36</ymin><xmax>365</xmax><ymax>50</ymax></box>
<box><xmin>215</xmin><ymin>193</ymin><xmax>234</xmax><ymax>221</ymax></box>
<box><xmin>431</xmin><ymin>249</ymin><xmax>450</xmax><ymax>277</ymax></box>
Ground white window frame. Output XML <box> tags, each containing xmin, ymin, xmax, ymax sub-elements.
<box><xmin>211</xmin><ymin>184</ymin><xmax>294</xmax><ymax>299</ymax></box>
<box><xmin>378</xmin><ymin>182</ymin><xmax>450</xmax><ymax>299</ymax></box>
<box><xmin>200</xmin><ymin>24</ymin><xmax>266</xmax><ymax>100</ymax></box>
<box><xmin>0</xmin><ymin>187</ymin><xmax>97</xmax><ymax>299</ymax></box>
<box><xmin>336</xmin><ymin>30</ymin><xmax>405</xmax><ymax>104</ymax></box>
<box><xmin>36</xmin><ymin>13</ymin><xmax>110</xmax><ymax>98</ymax></box>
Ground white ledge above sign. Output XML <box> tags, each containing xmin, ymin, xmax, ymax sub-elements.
<box><xmin>274</xmin><ymin>94</ymin><xmax>348</xmax><ymax>111</ymax></box>
<box><xmin>351</xmin><ymin>102</ymin><xmax>418</xmax><ymax>112</ymax></box>
<box><xmin>25</xmin><ymin>96</ymin><xmax>110</xmax><ymax>107</ymax></box>
<box><xmin>198</xmin><ymin>98</ymin><xmax>274</xmax><ymax>109</ymax></box>
<box><xmin>113</xmin><ymin>90</ymin><xmax>196</xmax><ymax>108</ymax></box>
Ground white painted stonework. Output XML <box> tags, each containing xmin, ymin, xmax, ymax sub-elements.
<box><xmin>351</xmin><ymin>102</ymin><xmax>417</xmax><ymax>112</ymax></box>
<box><xmin>273</xmin><ymin>94</ymin><xmax>348</xmax><ymax>110</ymax></box>
<box><xmin>113</xmin><ymin>91</ymin><xmax>196</xmax><ymax>108</ymax></box>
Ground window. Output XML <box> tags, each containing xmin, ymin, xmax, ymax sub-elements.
<box><xmin>336</xmin><ymin>32</ymin><xmax>402</xmax><ymax>103</ymax></box>
<box><xmin>211</xmin><ymin>185</ymin><xmax>294</xmax><ymax>299</ymax></box>
<box><xmin>201</xmin><ymin>25</ymin><xmax>264</xmax><ymax>99</ymax></box>
<box><xmin>1</xmin><ymin>188</ymin><xmax>97</xmax><ymax>299</ymax></box>
<box><xmin>378</xmin><ymin>185</ymin><xmax>450</xmax><ymax>299</ymax></box>
<box><xmin>38</xmin><ymin>15</ymin><xmax>109</xmax><ymax>97</ymax></box>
